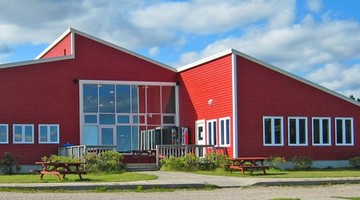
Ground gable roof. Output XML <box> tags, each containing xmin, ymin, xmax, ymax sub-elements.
<box><xmin>177</xmin><ymin>48</ymin><xmax>360</xmax><ymax>107</ymax></box>
<box><xmin>0</xmin><ymin>28</ymin><xmax>176</xmax><ymax>72</ymax></box>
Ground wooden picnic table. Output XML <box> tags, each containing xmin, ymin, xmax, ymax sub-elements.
<box><xmin>226</xmin><ymin>157</ymin><xmax>272</xmax><ymax>175</ymax></box>
<box><xmin>35</xmin><ymin>162</ymin><xmax>86</xmax><ymax>181</ymax></box>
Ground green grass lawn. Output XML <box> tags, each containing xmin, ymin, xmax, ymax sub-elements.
<box><xmin>0</xmin><ymin>172</ymin><xmax>157</xmax><ymax>183</ymax></box>
<box><xmin>195</xmin><ymin>168</ymin><xmax>360</xmax><ymax>178</ymax></box>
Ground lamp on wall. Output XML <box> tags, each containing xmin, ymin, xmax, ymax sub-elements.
<box><xmin>208</xmin><ymin>99</ymin><xmax>213</xmax><ymax>107</ymax></box>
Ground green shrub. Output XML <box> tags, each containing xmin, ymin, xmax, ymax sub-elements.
<box><xmin>161</xmin><ymin>153</ymin><xmax>228</xmax><ymax>171</ymax></box>
<box><xmin>269</xmin><ymin>155</ymin><xmax>286</xmax><ymax>169</ymax></box>
<box><xmin>85</xmin><ymin>151</ymin><xmax>123</xmax><ymax>173</ymax></box>
<box><xmin>41</xmin><ymin>154</ymin><xmax>81</xmax><ymax>163</ymax></box>
<box><xmin>349</xmin><ymin>156</ymin><xmax>360</xmax><ymax>169</ymax></box>
<box><xmin>291</xmin><ymin>156</ymin><xmax>313</xmax><ymax>170</ymax></box>
<box><xmin>0</xmin><ymin>152</ymin><xmax>21</xmax><ymax>175</ymax></box>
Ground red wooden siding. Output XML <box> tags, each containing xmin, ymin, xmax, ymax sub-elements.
<box><xmin>178</xmin><ymin>55</ymin><xmax>233</xmax><ymax>155</ymax></box>
<box><xmin>236</xmin><ymin>55</ymin><xmax>360</xmax><ymax>160</ymax></box>
<box><xmin>39</xmin><ymin>33</ymin><xmax>72</xmax><ymax>59</ymax></box>
<box><xmin>0</xmin><ymin>33</ymin><xmax>176</xmax><ymax>165</ymax></box>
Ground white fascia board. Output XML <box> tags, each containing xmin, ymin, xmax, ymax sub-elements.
<box><xmin>231</xmin><ymin>49</ymin><xmax>360</xmax><ymax>107</ymax></box>
<box><xmin>70</xmin><ymin>28</ymin><xmax>177</xmax><ymax>72</ymax></box>
<box><xmin>176</xmin><ymin>49</ymin><xmax>233</xmax><ymax>72</ymax></box>
<box><xmin>0</xmin><ymin>55</ymin><xmax>74</xmax><ymax>69</ymax></box>
<box><xmin>35</xmin><ymin>28</ymin><xmax>73</xmax><ymax>60</ymax></box>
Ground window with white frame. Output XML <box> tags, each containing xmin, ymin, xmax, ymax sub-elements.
<box><xmin>13</xmin><ymin>124</ymin><xmax>34</xmax><ymax>144</ymax></box>
<box><xmin>312</xmin><ymin>117</ymin><xmax>331</xmax><ymax>146</ymax></box>
<box><xmin>263</xmin><ymin>116</ymin><xmax>283</xmax><ymax>146</ymax></box>
<box><xmin>335</xmin><ymin>118</ymin><xmax>354</xmax><ymax>145</ymax></box>
<box><xmin>219</xmin><ymin>117</ymin><xmax>230</xmax><ymax>146</ymax></box>
<box><xmin>288</xmin><ymin>117</ymin><xmax>308</xmax><ymax>146</ymax></box>
<box><xmin>207</xmin><ymin>119</ymin><xmax>217</xmax><ymax>145</ymax></box>
<box><xmin>0</xmin><ymin>124</ymin><xmax>8</xmax><ymax>144</ymax></box>
<box><xmin>39</xmin><ymin>124</ymin><xmax>60</xmax><ymax>144</ymax></box>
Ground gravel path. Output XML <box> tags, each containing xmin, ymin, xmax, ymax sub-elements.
<box><xmin>1</xmin><ymin>184</ymin><xmax>360</xmax><ymax>200</ymax></box>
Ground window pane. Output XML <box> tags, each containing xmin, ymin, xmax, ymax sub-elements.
<box><xmin>117</xmin><ymin>115</ymin><xmax>130</xmax><ymax>124</ymax></box>
<box><xmin>313</xmin><ymin>119</ymin><xmax>320</xmax><ymax>144</ymax></box>
<box><xmin>14</xmin><ymin>126</ymin><xmax>22</xmax><ymax>142</ymax></box>
<box><xmin>131</xmin><ymin>85</ymin><xmax>139</xmax><ymax>113</ymax></box>
<box><xmin>84</xmin><ymin>115</ymin><xmax>97</xmax><ymax>123</ymax></box>
<box><xmin>274</xmin><ymin>119</ymin><xmax>282</xmax><ymax>144</ymax></box>
<box><xmin>0</xmin><ymin>126</ymin><xmax>7</xmax><ymax>142</ymax></box>
<box><xmin>289</xmin><ymin>119</ymin><xmax>296</xmax><ymax>144</ymax></box>
<box><xmin>336</xmin><ymin>119</ymin><xmax>343</xmax><ymax>144</ymax></box>
<box><xmin>147</xmin><ymin>86</ymin><xmax>161</xmax><ymax>113</ymax></box>
<box><xmin>83</xmin><ymin>84</ymin><xmax>98</xmax><ymax>113</ymax></box>
<box><xmin>162</xmin><ymin>86</ymin><xmax>176</xmax><ymax>113</ymax></box>
<box><xmin>117</xmin><ymin>126</ymin><xmax>131</xmax><ymax>152</ymax></box>
<box><xmin>226</xmin><ymin>119</ymin><xmax>230</xmax><ymax>145</ymax></box>
<box><xmin>83</xmin><ymin>126</ymin><xmax>98</xmax><ymax>145</ymax></box>
<box><xmin>163</xmin><ymin>115</ymin><xmax>175</xmax><ymax>124</ymax></box>
<box><xmin>50</xmin><ymin>126</ymin><xmax>58</xmax><ymax>142</ymax></box>
<box><xmin>99</xmin><ymin>114</ymin><xmax>115</xmax><ymax>124</ymax></box>
<box><xmin>264</xmin><ymin>119</ymin><xmax>272</xmax><ymax>144</ymax></box>
<box><xmin>101</xmin><ymin>128</ymin><xmax>114</xmax><ymax>145</ymax></box>
<box><xmin>299</xmin><ymin>119</ymin><xmax>306</xmax><ymax>144</ymax></box>
<box><xmin>40</xmin><ymin>126</ymin><xmax>48</xmax><ymax>142</ymax></box>
<box><xmin>345</xmin><ymin>119</ymin><xmax>352</xmax><ymax>144</ymax></box>
<box><xmin>99</xmin><ymin>84</ymin><xmax>115</xmax><ymax>113</ymax></box>
<box><xmin>132</xmin><ymin>126</ymin><xmax>139</xmax><ymax>150</ymax></box>
<box><xmin>25</xmin><ymin>126</ymin><xmax>33</xmax><ymax>142</ymax></box>
<box><xmin>220</xmin><ymin>120</ymin><xmax>225</xmax><ymax>145</ymax></box>
<box><xmin>116</xmin><ymin>85</ymin><xmax>131</xmax><ymax>113</ymax></box>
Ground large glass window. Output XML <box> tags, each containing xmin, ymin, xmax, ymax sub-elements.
<box><xmin>219</xmin><ymin>117</ymin><xmax>230</xmax><ymax>147</ymax></box>
<box><xmin>13</xmin><ymin>124</ymin><xmax>34</xmax><ymax>144</ymax></box>
<box><xmin>312</xmin><ymin>117</ymin><xmax>331</xmax><ymax>146</ymax></box>
<box><xmin>335</xmin><ymin>118</ymin><xmax>354</xmax><ymax>146</ymax></box>
<box><xmin>81</xmin><ymin>82</ymin><xmax>177</xmax><ymax>152</ymax></box>
<box><xmin>207</xmin><ymin>119</ymin><xmax>217</xmax><ymax>145</ymax></box>
<box><xmin>39</xmin><ymin>124</ymin><xmax>59</xmax><ymax>144</ymax></box>
<box><xmin>0</xmin><ymin>124</ymin><xmax>8</xmax><ymax>144</ymax></box>
<box><xmin>263</xmin><ymin>117</ymin><xmax>283</xmax><ymax>146</ymax></box>
<box><xmin>288</xmin><ymin>117</ymin><xmax>308</xmax><ymax>146</ymax></box>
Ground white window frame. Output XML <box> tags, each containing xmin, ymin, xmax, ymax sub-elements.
<box><xmin>263</xmin><ymin>116</ymin><xmax>284</xmax><ymax>146</ymax></box>
<box><xmin>38</xmin><ymin>124</ymin><xmax>60</xmax><ymax>144</ymax></box>
<box><xmin>13</xmin><ymin>124</ymin><xmax>34</xmax><ymax>144</ymax></box>
<box><xmin>207</xmin><ymin>119</ymin><xmax>217</xmax><ymax>146</ymax></box>
<box><xmin>335</xmin><ymin>117</ymin><xmax>354</xmax><ymax>146</ymax></box>
<box><xmin>288</xmin><ymin>117</ymin><xmax>308</xmax><ymax>146</ymax></box>
<box><xmin>0</xmin><ymin>124</ymin><xmax>9</xmax><ymax>144</ymax></box>
<box><xmin>312</xmin><ymin>117</ymin><xmax>331</xmax><ymax>146</ymax></box>
<box><xmin>219</xmin><ymin>117</ymin><xmax>230</xmax><ymax>147</ymax></box>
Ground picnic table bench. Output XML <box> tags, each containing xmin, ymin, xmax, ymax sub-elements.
<box><xmin>226</xmin><ymin>157</ymin><xmax>273</xmax><ymax>175</ymax></box>
<box><xmin>35</xmin><ymin>162</ymin><xmax>86</xmax><ymax>181</ymax></box>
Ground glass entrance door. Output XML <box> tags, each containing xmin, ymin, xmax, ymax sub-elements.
<box><xmin>100</xmin><ymin>126</ymin><xmax>115</xmax><ymax>145</ymax></box>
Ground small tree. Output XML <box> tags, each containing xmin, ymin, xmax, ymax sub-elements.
<box><xmin>0</xmin><ymin>152</ymin><xmax>21</xmax><ymax>175</ymax></box>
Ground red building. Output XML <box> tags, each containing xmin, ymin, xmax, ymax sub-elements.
<box><xmin>0</xmin><ymin>28</ymin><xmax>359</xmax><ymax>168</ymax></box>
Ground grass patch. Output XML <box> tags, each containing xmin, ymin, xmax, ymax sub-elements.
<box><xmin>194</xmin><ymin>168</ymin><xmax>360</xmax><ymax>178</ymax></box>
<box><xmin>0</xmin><ymin>172</ymin><xmax>157</xmax><ymax>183</ymax></box>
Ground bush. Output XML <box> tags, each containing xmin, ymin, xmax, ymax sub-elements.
<box><xmin>41</xmin><ymin>154</ymin><xmax>81</xmax><ymax>163</ymax></box>
<box><xmin>349</xmin><ymin>156</ymin><xmax>360</xmax><ymax>169</ymax></box>
<box><xmin>85</xmin><ymin>151</ymin><xmax>123</xmax><ymax>173</ymax></box>
<box><xmin>0</xmin><ymin>152</ymin><xmax>21</xmax><ymax>175</ymax></box>
<box><xmin>269</xmin><ymin>155</ymin><xmax>286</xmax><ymax>170</ymax></box>
<box><xmin>291</xmin><ymin>156</ymin><xmax>313</xmax><ymax>170</ymax></box>
<box><xmin>161</xmin><ymin>153</ymin><xmax>229</xmax><ymax>171</ymax></box>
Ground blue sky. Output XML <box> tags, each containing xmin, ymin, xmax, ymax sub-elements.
<box><xmin>1</xmin><ymin>0</ymin><xmax>360</xmax><ymax>99</ymax></box>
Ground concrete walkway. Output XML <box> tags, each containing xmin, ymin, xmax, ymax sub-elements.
<box><xmin>0</xmin><ymin>171</ymin><xmax>359</xmax><ymax>190</ymax></box>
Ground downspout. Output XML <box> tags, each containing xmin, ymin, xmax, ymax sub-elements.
<box><xmin>232</xmin><ymin>51</ymin><xmax>238</xmax><ymax>158</ymax></box>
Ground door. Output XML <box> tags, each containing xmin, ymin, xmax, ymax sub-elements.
<box><xmin>195</xmin><ymin>120</ymin><xmax>206</xmax><ymax>157</ymax></box>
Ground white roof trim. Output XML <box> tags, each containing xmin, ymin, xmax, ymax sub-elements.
<box><xmin>69</xmin><ymin>28</ymin><xmax>176</xmax><ymax>72</ymax></box>
<box><xmin>177</xmin><ymin>49</ymin><xmax>233</xmax><ymax>72</ymax></box>
<box><xmin>0</xmin><ymin>55</ymin><xmax>74</xmax><ymax>69</ymax></box>
<box><xmin>177</xmin><ymin>48</ymin><xmax>360</xmax><ymax>107</ymax></box>
<box><xmin>35</xmin><ymin>28</ymin><xmax>73</xmax><ymax>60</ymax></box>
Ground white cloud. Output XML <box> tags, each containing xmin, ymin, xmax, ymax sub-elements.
<box><xmin>306</xmin><ymin>0</ymin><xmax>323</xmax><ymax>13</ymax></box>
<box><xmin>148</xmin><ymin>47</ymin><xmax>159</xmax><ymax>56</ymax></box>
